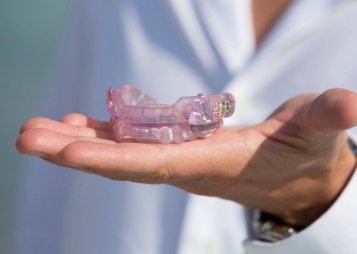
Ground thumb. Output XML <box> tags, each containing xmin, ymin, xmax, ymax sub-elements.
<box><xmin>306</xmin><ymin>88</ymin><xmax>357</xmax><ymax>135</ymax></box>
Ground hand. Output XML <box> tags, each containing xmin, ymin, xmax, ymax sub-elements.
<box><xmin>16</xmin><ymin>88</ymin><xmax>357</xmax><ymax>227</ymax></box>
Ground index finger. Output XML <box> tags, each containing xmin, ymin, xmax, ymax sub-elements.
<box><xmin>57</xmin><ymin>130</ymin><xmax>245</xmax><ymax>184</ymax></box>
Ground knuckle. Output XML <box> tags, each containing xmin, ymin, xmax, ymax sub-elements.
<box><xmin>146</xmin><ymin>168</ymin><xmax>176</xmax><ymax>183</ymax></box>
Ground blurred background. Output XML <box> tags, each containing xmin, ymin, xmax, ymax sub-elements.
<box><xmin>0</xmin><ymin>0</ymin><xmax>70</xmax><ymax>252</ymax></box>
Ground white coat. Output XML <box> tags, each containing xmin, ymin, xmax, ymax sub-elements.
<box><xmin>16</xmin><ymin>0</ymin><xmax>357</xmax><ymax>253</ymax></box>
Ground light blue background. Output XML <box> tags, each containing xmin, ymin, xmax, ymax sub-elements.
<box><xmin>0</xmin><ymin>0</ymin><xmax>69</xmax><ymax>252</ymax></box>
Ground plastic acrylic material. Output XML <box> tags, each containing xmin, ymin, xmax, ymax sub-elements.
<box><xmin>106</xmin><ymin>85</ymin><xmax>235</xmax><ymax>144</ymax></box>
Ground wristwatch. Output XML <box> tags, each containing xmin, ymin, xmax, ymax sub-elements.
<box><xmin>252</xmin><ymin>209</ymin><xmax>301</xmax><ymax>242</ymax></box>
<box><xmin>252</xmin><ymin>138</ymin><xmax>357</xmax><ymax>242</ymax></box>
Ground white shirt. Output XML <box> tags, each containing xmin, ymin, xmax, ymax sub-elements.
<box><xmin>16</xmin><ymin>0</ymin><xmax>357</xmax><ymax>253</ymax></box>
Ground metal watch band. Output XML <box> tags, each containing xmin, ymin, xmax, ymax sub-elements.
<box><xmin>252</xmin><ymin>209</ymin><xmax>301</xmax><ymax>242</ymax></box>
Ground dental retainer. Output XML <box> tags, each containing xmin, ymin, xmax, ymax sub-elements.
<box><xmin>106</xmin><ymin>85</ymin><xmax>235</xmax><ymax>144</ymax></box>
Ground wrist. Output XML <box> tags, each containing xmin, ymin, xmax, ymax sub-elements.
<box><xmin>253</xmin><ymin>139</ymin><xmax>357</xmax><ymax>241</ymax></box>
<box><xmin>265</xmin><ymin>138</ymin><xmax>357</xmax><ymax>228</ymax></box>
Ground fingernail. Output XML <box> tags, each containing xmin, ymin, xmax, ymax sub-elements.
<box><xmin>29</xmin><ymin>151</ymin><xmax>48</xmax><ymax>159</ymax></box>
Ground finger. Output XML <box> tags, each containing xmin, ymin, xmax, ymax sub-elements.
<box><xmin>59</xmin><ymin>141</ymin><xmax>173</xmax><ymax>182</ymax></box>
<box><xmin>307</xmin><ymin>88</ymin><xmax>357</xmax><ymax>135</ymax></box>
<box><xmin>17</xmin><ymin>128</ymin><xmax>165</xmax><ymax>178</ymax></box>
<box><xmin>16</xmin><ymin>128</ymin><xmax>77</xmax><ymax>165</ymax></box>
<box><xmin>16</xmin><ymin>128</ymin><xmax>117</xmax><ymax>158</ymax></box>
<box><xmin>58</xmin><ymin>130</ymin><xmax>246</xmax><ymax>183</ymax></box>
<box><xmin>60</xmin><ymin>113</ymin><xmax>113</xmax><ymax>132</ymax></box>
<box><xmin>20</xmin><ymin>117</ymin><xmax>115</xmax><ymax>140</ymax></box>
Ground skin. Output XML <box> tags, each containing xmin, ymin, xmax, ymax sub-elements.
<box><xmin>252</xmin><ymin>0</ymin><xmax>293</xmax><ymax>45</ymax></box>
<box><xmin>16</xmin><ymin>89</ymin><xmax>357</xmax><ymax>227</ymax></box>
<box><xmin>16</xmin><ymin>1</ymin><xmax>357</xmax><ymax>228</ymax></box>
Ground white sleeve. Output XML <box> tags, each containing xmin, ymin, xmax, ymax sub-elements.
<box><xmin>243</xmin><ymin>133</ymin><xmax>357</xmax><ymax>254</ymax></box>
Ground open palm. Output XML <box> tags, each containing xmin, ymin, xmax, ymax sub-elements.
<box><xmin>16</xmin><ymin>88</ymin><xmax>357</xmax><ymax>227</ymax></box>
